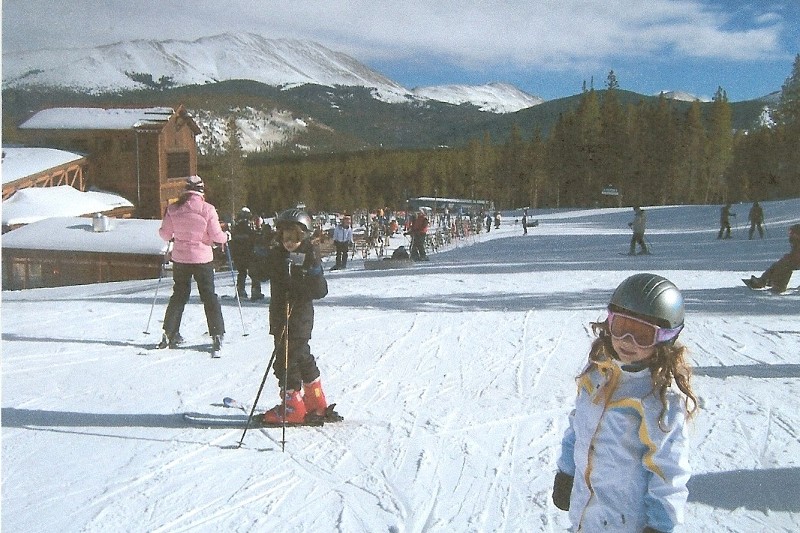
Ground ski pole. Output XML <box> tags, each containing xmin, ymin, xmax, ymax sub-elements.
<box><xmin>143</xmin><ymin>246</ymin><xmax>170</xmax><ymax>334</ymax></box>
<box><xmin>237</xmin><ymin>346</ymin><xmax>277</xmax><ymax>448</ymax></box>
<box><xmin>224</xmin><ymin>244</ymin><xmax>248</xmax><ymax>336</ymax></box>
<box><xmin>644</xmin><ymin>235</ymin><xmax>655</xmax><ymax>254</ymax></box>
<box><xmin>281</xmin><ymin>263</ymin><xmax>292</xmax><ymax>452</ymax></box>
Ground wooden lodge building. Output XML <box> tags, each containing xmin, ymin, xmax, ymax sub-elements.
<box><xmin>17</xmin><ymin>105</ymin><xmax>202</xmax><ymax>219</ymax></box>
<box><xmin>2</xmin><ymin>216</ymin><xmax>167</xmax><ymax>290</ymax></box>
<box><xmin>1</xmin><ymin>147</ymin><xmax>88</xmax><ymax>201</ymax></box>
<box><xmin>2</xmin><ymin>105</ymin><xmax>202</xmax><ymax>289</ymax></box>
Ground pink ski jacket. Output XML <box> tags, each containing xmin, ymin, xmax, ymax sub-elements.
<box><xmin>159</xmin><ymin>192</ymin><xmax>228</xmax><ymax>264</ymax></box>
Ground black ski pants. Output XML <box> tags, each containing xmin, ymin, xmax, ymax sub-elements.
<box><xmin>410</xmin><ymin>233</ymin><xmax>427</xmax><ymax>260</ymax></box>
<box><xmin>163</xmin><ymin>262</ymin><xmax>225</xmax><ymax>338</ymax></box>
<box><xmin>235</xmin><ymin>262</ymin><xmax>262</xmax><ymax>296</ymax></box>
<box><xmin>334</xmin><ymin>241</ymin><xmax>350</xmax><ymax>268</ymax></box>
<box><xmin>271</xmin><ymin>336</ymin><xmax>320</xmax><ymax>392</ymax></box>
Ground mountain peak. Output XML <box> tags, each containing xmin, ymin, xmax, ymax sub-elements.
<box><xmin>412</xmin><ymin>82</ymin><xmax>544</xmax><ymax>113</ymax></box>
<box><xmin>2</xmin><ymin>33</ymin><xmax>406</xmax><ymax>95</ymax></box>
<box><xmin>3</xmin><ymin>33</ymin><xmax>541</xmax><ymax>113</ymax></box>
<box><xmin>655</xmin><ymin>90</ymin><xmax>711</xmax><ymax>103</ymax></box>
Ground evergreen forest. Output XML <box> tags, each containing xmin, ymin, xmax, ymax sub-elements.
<box><xmin>201</xmin><ymin>57</ymin><xmax>800</xmax><ymax>218</ymax></box>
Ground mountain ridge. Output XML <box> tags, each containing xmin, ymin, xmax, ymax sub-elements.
<box><xmin>2</xmin><ymin>32</ymin><xmax>543</xmax><ymax>114</ymax></box>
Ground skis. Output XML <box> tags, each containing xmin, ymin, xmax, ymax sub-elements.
<box><xmin>147</xmin><ymin>335</ymin><xmax>220</xmax><ymax>358</ymax></box>
<box><xmin>221</xmin><ymin>294</ymin><xmax>266</xmax><ymax>304</ymax></box>
<box><xmin>183</xmin><ymin>396</ymin><xmax>343</xmax><ymax>428</ymax></box>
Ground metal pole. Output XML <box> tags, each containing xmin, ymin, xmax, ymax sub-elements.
<box><xmin>224</xmin><ymin>244</ymin><xmax>248</xmax><ymax>336</ymax></box>
<box><xmin>236</xmin><ymin>347</ymin><xmax>277</xmax><ymax>448</ymax></box>
<box><xmin>143</xmin><ymin>245</ymin><xmax>170</xmax><ymax>334</ymax></box>
<box><xmin>281</xmin><ymin>258</ymin><xmax>292</xmax><ymax>451</ymax></box>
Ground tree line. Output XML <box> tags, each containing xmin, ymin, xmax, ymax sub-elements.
<box><xmin>202</xmin><ymin>56</ymin><xmax>800</xmax><ymax>218</ymax></box>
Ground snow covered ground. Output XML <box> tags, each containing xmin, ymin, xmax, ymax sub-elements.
<box><xmin>3</xmin><ymin>199</ymin><xmax>800</xmax><ymax>532</ymax></box>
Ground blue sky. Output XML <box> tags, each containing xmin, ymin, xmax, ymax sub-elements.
<box><xmin>3</xmin><ymin>0</ymin><xmax>798</xmax><ymax>101</ymax></box>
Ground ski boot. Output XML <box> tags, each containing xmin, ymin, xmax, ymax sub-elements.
<box><xmin>211</xmin><ymin>335</ymin><xmax>223</xmax><ymax>358</ymax></box>
<box><xmin>262</xmin><ymin>390</ymin><xmax>307</xmax><ymax>424</ymax></box>
<box><xmin>157</xmin><ymin>331</ymin><xmax>184</xmax><ymax>349</ymax></box>
<box><xmin>303</xmin><ymin>378</ymin><xmax>328</xmax><ymax>417</ymax></box>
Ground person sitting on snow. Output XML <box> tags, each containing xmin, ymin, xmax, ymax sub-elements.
<box><xmin>746</xmin><ymin>224</ymin><xmax>800</xmax><ymax>294</ymax></box>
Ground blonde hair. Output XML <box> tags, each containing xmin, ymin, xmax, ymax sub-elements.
<box><xmin>583</xmin><ymin>321</ymin><xmax>699</xmax><ymax>430</ymax></box>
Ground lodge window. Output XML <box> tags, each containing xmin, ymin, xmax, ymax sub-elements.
<box><xmin>167</xmin><ymin>151</ymin><xmax>190</xmax><ymax>179</ymax></box>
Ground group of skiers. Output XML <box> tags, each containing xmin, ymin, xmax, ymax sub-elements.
<box><xmin>153</xmin><ymin>175</ymin><xmax>797</xmax><ymax>531</ymax></box>
<box><xmin>626</xmin><ymin>200</ymin><xmax>769</xmax><ymax>256</ymax></box>
<box><xmin>228</xmin><ymin>206</ymin><xmax>273</xmax><ymax>301</ymax></box>
<box><xmin>718</xmin><ymin>201</ymin><xmax>765</xmax><ymax>239</ymax></box>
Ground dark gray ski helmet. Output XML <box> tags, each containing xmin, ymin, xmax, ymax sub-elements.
<box><xmin>275</xmin><ymin>208</ymin><xmax>313</xmax><ymax>233</ymax></box>
<box><xmin>609</xmin><ymin>273</ymin><xmax>684</xmax><ymax>329</ymax></box>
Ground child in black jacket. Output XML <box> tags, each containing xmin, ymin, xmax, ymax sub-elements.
<box><xmin>257</xmin><ymin>209</ymin><xmax>331</xmax><ymax>424</ymax></box>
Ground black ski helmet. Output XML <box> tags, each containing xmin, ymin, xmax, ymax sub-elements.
<box><xmin>275</xmin><ymin>208</ymin><xmax>313</xmax><ymax>234</ymax></box>
<box><xmin>609</xmin><ymin>273</ymin><xmax>684</xmax><ymax>329</ymax></box>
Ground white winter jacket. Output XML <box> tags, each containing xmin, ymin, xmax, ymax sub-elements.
<box><xmin>333</xmin><ymin>224</ymin><xmax>353</xmax><ymax>244</ymax></box>
<box><xmin>557</xmin><ymin>360</ymin><xmax>691</xmax><ymax>533</ymax></box>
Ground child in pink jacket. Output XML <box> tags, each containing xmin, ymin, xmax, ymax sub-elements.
<box><xmin>157</xmin><ymin>176</ymin><xmax>228</xmax><ymax>356</ymax></box>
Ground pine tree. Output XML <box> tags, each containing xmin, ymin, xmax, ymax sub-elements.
<box><xmin>773</xmin><ymin>54</ymin><xmax>800</xmax><ymax>129</ymax></box>
<box><xmin>221</xmin><ymin>116</ymin><xmax>246</xmax><ymax>220</ymax></box>
<box><xmin>772</xmin><ymin>54</ymin><xmax>800</xmax><ymax>196</ymax></box>
<box><xmin>705</xmin><ymin>87</ymin><xmax>734</xmax><ymax>203</ymax></box>
<box><xmin>606</xmin><ymin>70</ymin><xmax>619</xmax><ymax>91</ymax></box>
<box><xmin>527</xmin><ymin>131</ymin><xmax>548</xmax><ymax>208</ymax></box>
<box><xmin>574</xmin><ymin>89</ymin><xmax>602</xmax><ymax>205</ymax></box>
<box><xmin>599</xmin><ymin>79</ymin><xmax>625</xmax><ymax>195</ymax></box>
<box><xmin>678</xmin><ymin>101</ymin><xmax>706</xmax><ymax>203</ymax></box>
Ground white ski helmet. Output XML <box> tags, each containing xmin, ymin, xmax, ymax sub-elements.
<box><xmin>185</xmin><ymin>175</ymin><xmax>205</xmax><ymax>193</ymax></box>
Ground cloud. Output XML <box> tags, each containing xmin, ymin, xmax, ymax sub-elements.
<box><xmin>2</xmin><ymin>0</ymin><xmax>790</xmax><ymax>71</ymax></box>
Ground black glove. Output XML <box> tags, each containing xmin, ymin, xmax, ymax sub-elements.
<box><xmin>552</xmin><ymin>471</ymin><xmax>573</xmax><ymax>511</ymax></box>
<box><xmin>642</xmin><ymin>528</ymin><xmax>667</xmax><ymax>533</ymax></box>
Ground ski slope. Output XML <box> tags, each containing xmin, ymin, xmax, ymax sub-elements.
<box><xmin>3</xmin><ymin>199</ymin><xmax>800</xmax><ymax>532</ymax></box>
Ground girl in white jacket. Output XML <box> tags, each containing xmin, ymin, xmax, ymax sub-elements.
<box><xmin>553</xmin><ymin>273</ymin><xmax>698</xmax><ymax>533</ymax></box>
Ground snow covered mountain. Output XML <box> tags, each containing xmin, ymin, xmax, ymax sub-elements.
<box><xmin>656</xmin><ymin>90</ymin><xmax>711</xmax><ymax>103</ymax></box>
<box><xmin>1</xmin><ymin>33</ymin><xmax>542</xmax><ymax>113</ymax></box>
<box><xmin>412</xmin><ymin>82</ymin><xmax>544</xmax><ymax>113</ymax></box>
<box><xmin>2</xmin><ymin>33</ymin><xmax>407</xmax><ymax>95</ymax></box>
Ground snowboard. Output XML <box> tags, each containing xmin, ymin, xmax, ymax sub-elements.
<box><xmin>742</xmin><ymin>278</ymin><xmax>795</xmax><ymax>294</ymax></box>
<box><xmin>742</xmin><ymin>277</ymin><xmax>767</xmax><ymax>290</ymax></box>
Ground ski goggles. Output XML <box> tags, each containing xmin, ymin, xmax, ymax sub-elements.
<box><xmin>607</xmin><ymin>310</ymin><xmax>683</xmax><ymax>347</ymax></box>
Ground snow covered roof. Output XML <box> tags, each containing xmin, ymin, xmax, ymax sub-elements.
<box><xmin>2</xmin><ymin>216</ymin><xmax>167</xmax><ymax>255</ymax></box>
<box><xmin>19</xmin><ymin>107</ymin><xmax>176</xmax><ymax>130</ymax></box>
<box><xmin>2</xmin><ymin>185</ymin><xmax>134</xmax><ymax>226</ymax></box>
<box><xmin>2</xmin><ymin>147</ymin><xmax>86</xmax><ymax>185</ymax></box>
